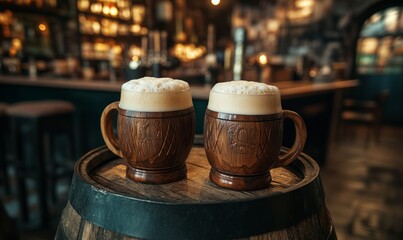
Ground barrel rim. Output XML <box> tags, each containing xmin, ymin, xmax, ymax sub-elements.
<box><xmin>73</xmin><ymin>146</ymin><xmax>319</xmax><ymax>205</ymax></box>
<box><xmin>68</xmin><ymin>146</ymin><xmax>325</xmax><ymax>239</ymax></box>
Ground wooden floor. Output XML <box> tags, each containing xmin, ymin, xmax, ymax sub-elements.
<box><xmin>1</xmin><ymin>125</ymin><xmax>402</xmax><ymax>239</ymax></box>
<box><xmin>322</xmin><ymin>125</ymin><xmax>403</xmax><ymax>240</ymax></box>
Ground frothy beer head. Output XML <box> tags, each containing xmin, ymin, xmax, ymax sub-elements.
<box><xmin>119</xmin><ymin>77</ymin><xmax>193</xmax><ymax>112</ymax></box>
<box><xmin>208</xmin><ymin>80</ymin><xmax>282</xmax><ymax>115</ymax></box>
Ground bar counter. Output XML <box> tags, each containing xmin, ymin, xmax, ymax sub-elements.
<box><xmin>0</xmin><ymin>75</ymin><xmax>358</xmax><ymax>165</ymax></box>
<box><xmin>0</xmin><ymin>75</ymin><xmax>358</xmax><ymax>100</ymax></box>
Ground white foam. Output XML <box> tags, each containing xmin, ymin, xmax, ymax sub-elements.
<box><xmin>211</xmin><ymin>80</ymin><xmax>278</xmax><ymax>95</ymax></box>
<box><xmin>122</xmin><ymin>77</ymin><xmax>190</xmax><ymax>93</ymax></box>
<box><xmin>208</xmin><ymin>81</ymin><xmax>282</xmax><ymax>115</ymax></box>
<box><xmin>119</xmin><ymin>77</ymin><xmax>193</xmax><ymax>112</ymax></box>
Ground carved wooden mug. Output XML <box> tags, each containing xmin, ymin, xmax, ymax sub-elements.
<box><xmin>100</xmin><ymin>78</ymin><xmax>195</xmax><ymax>184</ymax></box>
<box><xmin>204</xmin><ymin>81</ymin><xmax>307</xmax><ymax>191</ymax></box>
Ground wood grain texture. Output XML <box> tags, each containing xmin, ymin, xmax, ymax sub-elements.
<box><xmin>204</xmin><ymin>109</ymin><xmax>306</xmax><ymax>191</ymax></box>
<box><xmin>101</xmin><ymin>103</ymin><xmax>195</xmax><ymax>184</ymax></box>
<box><xmin>277</xmin><ymin>110</ymin><xmax>307</xmax><ymax>167</ymax></box>
<box><xmin>100</xmin><ymin>101</ymin><xmax>122</xmax><ymax>158</ymax></box>
<box><xmin>86</xmin><ymin>146</ymin><xmax>311</xmax><ymax>201</ymax></box>
<box><xmin>117</xmin><ymin>107</ymin><xmax>195</xmax><ymax>170</ymax></box>
<box><xmin>56</xmin><ymin>201</ymin><xmax>140</xmax><ymax>240</ymax></box>
<box><xmin>56</xmin><ymin>201</ymin><xmax>335</xmax><ymax>240</ymax></box>
<box><xmin>57</xmin><ymin>146</ymin><xmax>335</xmax><ymax>240</ymax></box>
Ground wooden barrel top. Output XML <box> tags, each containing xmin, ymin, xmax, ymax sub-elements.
<box><xmin>69</xmin><ymin>146</ymin><xmax>325</xmax><ymax>239</ymax></box>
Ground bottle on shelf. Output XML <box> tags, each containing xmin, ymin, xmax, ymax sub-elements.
<box><xmin>28</xmin><ymin>56</ymin><xmax>37</xmax><ymax>79</ymax></box>
<box><xmin>232</xmin><ymin>27</ymin><xmax>246</xmax><ymax>81</ymax></box>
<box><xmin>205</xmin><ymin>24</ymin><xmax>219</xmax><ymax>85</ymax></box>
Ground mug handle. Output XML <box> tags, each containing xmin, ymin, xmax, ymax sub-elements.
<box><xmin>100</xmin><ymin>101</ymin><xmax>123</xmax><ymax>158</ymax></box>
<box><xmin>275</xmin><ymin>110</ymin><xmax>307</xmax><ymax>168</ymax></box>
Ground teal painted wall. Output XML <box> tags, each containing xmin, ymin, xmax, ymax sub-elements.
<box><xmin>351</xmin><ymin>74</ymin><xmax>403</xmax><ymax>125</ymax></box>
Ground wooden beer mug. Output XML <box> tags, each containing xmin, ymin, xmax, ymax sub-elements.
<box><xmin>100</xmin><ymin>77</ymin><xmax>195</xmax><ymax>184</ymax></box>
<box><xmin>204</xmin><ymin>81</ymin><xmax>306</xmax><ymax>190</ymax></box>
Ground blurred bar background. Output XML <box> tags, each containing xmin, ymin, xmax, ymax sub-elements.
<box><xmin>0</xmin><ymin>0</ymin><xmax>402</xmax><ymax>239</ymax></box>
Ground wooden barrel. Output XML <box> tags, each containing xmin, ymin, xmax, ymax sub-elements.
<box><xmin>56</xmin><ymin>146</ymin><xmax>336</xmax><ymax>240</ymax></box>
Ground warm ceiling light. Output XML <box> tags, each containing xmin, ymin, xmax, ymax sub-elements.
<box><xmin>130</xmin><ymin>24</ymin><xmax>141</xmax><ymax>34</ymax></box>
<box><xmin>295</xmin><ymin>0</ymin><xmax>314</xmax><ymax>8</ymax></box>
<box><xmin>172</xmin><ymin>43</ymin><xmax>206</xmax><ymax>62</ymax></box>
<box><xmin>91</xmin><ymin>3</ymin><xmax>102</xmax><ymax>13</ymax></box>
<box><xmin>103</xmin><ymin>5</ymin><xmax>110</xmax><ymax>15</ymax></box>
<box><xmin>110</xmin><ymin>6</ymin><xmax>118</xmax><ymax>16</ymax></box>
<box><xmin>266</xmin><ymin>19</ymin><xmax>280</xmax><ymax>33</ymax></box>
<box><xmin>11</xmin><ymin>38</ymin><xmax>22</xmax><ymax>49</ymax></box>
<box><xmin>257</xmin><ymin>53</ymin><xmax>268</xmax><ymax>66</ymax></box>
<box><xmin>309</xmin><ymin>69</ymin><xmax>317</xmax><ymax>78</ymax></box>
<box><xmin>38</xmin><ymin>23</ymin><xmax>47</xmax><ymax>31</ymax></box>
<box><xmin>211</xmin><ymin>0</ymin><xmax>220</xmax><ymax>6</ymax></box>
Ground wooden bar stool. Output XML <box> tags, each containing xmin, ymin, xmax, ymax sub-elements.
<box><xmin>6</xmin><ymin>100</ymin><xmax>76</xmax><ymax>227</ymax></box>
<box><xmin>0</xmin><ymin>103</ymin><xmax>11</xmax><ymax>194</ymax></box>
<box><xmin>339</xmin><ymin>90</ymin><xmax>390</xmax><ymax>147</ymax></box>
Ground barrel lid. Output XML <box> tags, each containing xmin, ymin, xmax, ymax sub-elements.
<box><xmin>69</xmin><ymin>146</ymin><xmax>324</xmax><ymax>239</ymax></box>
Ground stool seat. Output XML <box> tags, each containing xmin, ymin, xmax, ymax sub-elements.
<box><xmin>0</xmin><ymin>103</ymin><xmax>7</xmax><ymax>115</ymax></box>
<box><xmin>6</xmin><ymin>101</ymin><xmax>75</xmax><ymax>118</ymax></box>
<box><xmin>342</xmin><ymin>111</ymin><xmax>375</xmax><ymax>122</ymax></box>
<box><xmin>339</xmin><ymin>90</ymin><xmax>390</xmax><ymax>147</ymax></box>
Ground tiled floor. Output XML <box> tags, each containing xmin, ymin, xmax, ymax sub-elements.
<box><xmin>321</xmin><ymin>125</ymin><xmax>403</xmax><ymax>240</ymax></box>
<box><xmin>1</xmin><ymin>125</ymin><xmax>402</xmax><ymax>239</ymax></box>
